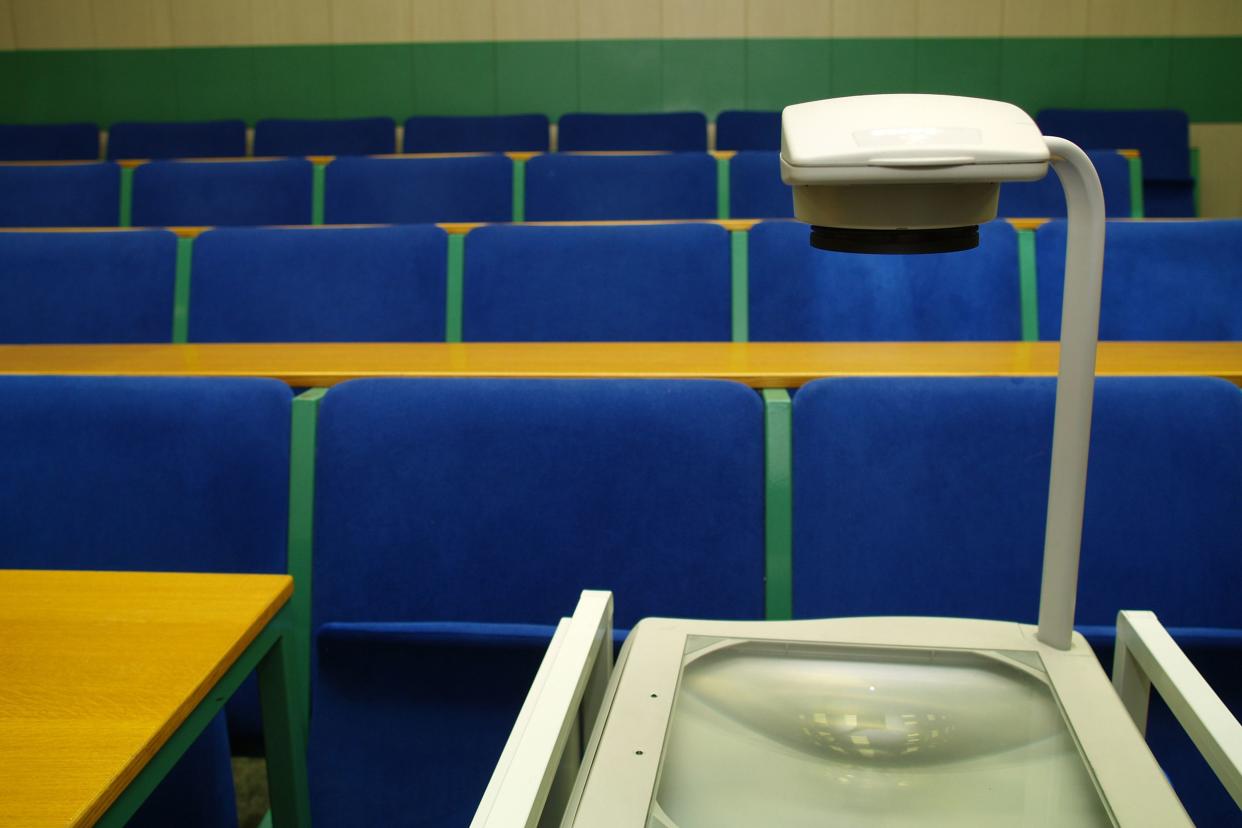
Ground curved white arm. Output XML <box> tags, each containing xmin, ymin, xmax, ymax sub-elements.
<box><xmin>1036</xmin><ymin>137</ymin><xmax>1107</xmax><ymax>650</ymax></box>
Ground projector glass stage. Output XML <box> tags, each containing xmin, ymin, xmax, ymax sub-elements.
<box><xmin>647</xmin><ymin>637</ymin><xmax>1112</xmax><ymax>828</ymax></box>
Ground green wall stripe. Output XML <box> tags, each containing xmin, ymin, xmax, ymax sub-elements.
<box><xmin>311</xmin><ymin>161</ymin><xmax>326</xmax><ymax>225</ymax></box>
<box><xmin>1017</xmin><ymin>228</ymin><xmax>1040</xmax><ymax>342</ymax></box>
<box><xmin>716</xmin><ymin>155</ymin><xmax>730</xmax><ymax>219</ymax></box>
<box><xmin>287</xmin><ymin>387</ymin><xmax>326</xmax><ymax>732</ymax></box>
<box><xmin>118</xmin><ymin>165</ymin><xmax>134</xmax><ymax>227</ymax></box>
<box><xmin>511</xmin><ymin>156</ymin><xmax>526</xmax><ymax>222</ymax></box>
<box><xmin>763</xmin><ymin>388</ymin><xmax>793</xmax><ymax>621</ymax></box>
<box><xmin>171</xmin><ymin>235</ymin><xmax>193</xmax><ymax>343</ymax></box>
<box><xmin>1126</xmin><ymin>154</ymin><xmax>1145</xmax><ymax>219</ymax></box>
<box><xmin>446</xmin><ymin>233</ymin><xmax>465</xmax><ymax>342</ymax></box>
<box><xmin>730</xmin><ymin>229</ymin><xmax>749</xmax><ymax>343</ymax></box>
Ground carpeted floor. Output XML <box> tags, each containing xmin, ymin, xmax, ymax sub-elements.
<box><xmin>232</xmin><ymin>757</ymin><xmax>270</xmax><ymax>828</ymax></box>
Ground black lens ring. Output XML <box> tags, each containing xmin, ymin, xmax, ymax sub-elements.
<box><xmin>809</xmin><ymin>225</ymin><xmax>980</xmax><ymax>254</ymax></box>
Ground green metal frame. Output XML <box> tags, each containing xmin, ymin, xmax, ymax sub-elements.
<box><xmin>171</xmin><ymin>236</ymin><xmax>194</xmax><ymax>343</ymax></box>
<box><xmin>511</xmin><ymin>156</ymin><xmax>527</xmax><ymax>222</ymax></box>
<box><xmin>1125</xmin><ymin>153</ymin><xmax>1145</xmax><ymax>219</ymax></box>
<box><xmin>287</xmin><ymin>388</ymin><xmax>326</xmax><ymax>732</ymax></box>
<box><xmin>95</xmin><ymin>603</ymin><xmax>311</xmax><ymax>828</ymax></box>
<box><xmin>310</xmin><ymin>162</ymin><xmax>327</xmax><ymax>226</ymax></box>
<box><xmin>119</xmin><ymin>165</ymin><xmax>134</xmax><ymax>228</ymax></box>
<box><xmin>1016</xmin><ymin>228</ymin><xmax>1040</xmax><ymax>342</ymax></box>
<box><xmin>716</xmin><ymin>155</ymin><xmax>730</xmax><ymax>219</ymax></box>
<box><xmin>762</xmin><ymin>388</ymin><xmax>793</xmax><ymax>621</ymax></box>
<box><xmin>446</xmin><ymin>232</ymin><xmax>465</xmax><ymax>342</ymax></box>
<box><xmin>730</xmin><ymin>229</ymin><xmax>749</xmax><ymax>343</ymax></box>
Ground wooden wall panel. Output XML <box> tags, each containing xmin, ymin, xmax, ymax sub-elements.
<box><xmin>93</xmin><ymin>0</ymin><xmax>172</xmax><ymax>49</ymax></box>
<box><xmin>833</xmin><ymin>0</ymin><xmax>918</xmax><ymax>37</ymax></box>
<box><xmin>0</xmin><ymin>0</ymin><xmax>16</xmax><ymax>50</ymax></box>
<box><xmin>254</xmin><ymin>0</ymin><xmax>331</xmax><ymax>45</ymax></box>
<box><xmin>496</xmin><ymin>0</ymin><xmax>577</xmax><ymax>41</ymax></box>
<box><xmin>412</xmin><ymin>0</ymin><xmax>494</xmax><ymax>42</ymax></box>
<box><xmin>1002</xmin><ymin>0</ymin><xmax>1088</xmax><ymax>37</ymax></box>
<box><xmin>918</xmin><ymin>0</ymin><xmax>1001</xmax><ymax>37</ymax></box>
<box><xmin>12</xmin><ymin>0</ymin><xmax>96</xmax><ymax>49</ymax></box>
<box><xmin>1191</xmin><ymin>123</ymin><xmax>1242</xmax><ymax>217</ymax></box>
<box><xmin>329</xmin><ymin>0</ymin><xmax>413</xmax><ymax>44</ymax></box>
<box><xmin>579</xmin><ymin>0</ymin><xmax>661</xmax><ymax>39</ymax></box>
<box><xmin>662</xmin><ymin>0</ymin><xmax>744</xmax><ymax>39</ymax></box>
<box><xmin>1088</xmin><ymin>0</ymin><xmax>1174</xmax><ymax>37</ymax></box>
<box><xmin>169</xmin><ymin>0</ymin><xmax>254</xmax><ymax>47</ymax></box>
<box><xmin>745</xmin><ymin>0</ymin><xmax>832</xmax><ymax>38</ymax></box>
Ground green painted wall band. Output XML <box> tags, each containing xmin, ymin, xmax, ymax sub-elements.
<box><xmin>118</xmin><ymin>165</ymin><xmax>134</xmax><ymax>228</ymax></box>
<box><xmin>730</xmin><ymin>229</ymin><xmax>749</xmax><ymax>343</ymax></box>
<box><xmin>716</xmin><ymin>155</ymin><xmax>730</xmax><ymax>219</ymax></box>
<box><xmin>446</xmin><ymin>232</ymin><xmax>465</xmax><ymax>342</ymax></box>
<box><xmin>762</xmin><ymin>388</ymin><xmax>793</xmax><ymax>621</ymax></box>
<box><xmin>287</xmin><ymin>387</ymin><xmax>326</xmax><ymax>732</ymax></box>
<box><xmin>1126</xmin><ymin>153</ymin><xmax>1145</xmax><ymax>219</ymax></box>
<box><xmin>1017</xmin><ymin>229</ymin><xmax>1040</xmax><ymax>342</ymax></box>
<box><xmin>171</xmin><ymin>235</ymin><xmax>193</xmax><ymax>343</ymax></box>
<box><xmin>311</xmin><ymin>161</ymin><xmax>326</xmax><ymax>225</ymax></box>
<box><xmin>511</xmin><ymin>156</ymin><xmax>526</xmax><ymax>222</ymax></box>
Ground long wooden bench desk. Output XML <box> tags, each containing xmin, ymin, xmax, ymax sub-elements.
<box><xmin>0</xmin><ymin>342</ymin><xmax>1239</xmax><ymax>388</ymax></box>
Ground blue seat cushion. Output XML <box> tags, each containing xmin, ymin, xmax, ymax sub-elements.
<box><xmin>1036</xmin><ymin>109</ymin><xmax>1190</xmax><ymax>181</ymax></box>
<box><xmin>558</xmin><ymin>112</ymin><xmax>706</xmax><ymax>152</ymax></box>
<box><xmin>998</xmin><ymin>150</ymin><xmax>1130</xmax><ymax>218</ymax></box>
<box><xmin>403</xmin><ymin>115</ymin><xmax>549</xmax><ymax>152</ymax></box>
<box><xmin>525</xmin><ymin>153</ymin><xmax>716</xmax><ymax>221</ymax></box>
<box><xmin>729</xmin><ymin>151</ymin><xmax>792</xmax><ymax>218</ymax></box>
<box><xmin>0</xmin><ymin>122</ymin><xmax>99</xmax><ymax>161</ymax></box>
<box><xmin>254</xmin><ymin>117</ymin><xmax>396</xmax><ymax>157</ymax></box>
<box><xmin>107</xmin><ymin>120</ymin><xmax>247</xmax><ymax>160</ymax></box>
<box><xmin>0</xmin><ymin>162</ymin><xmax>119</xmax><ymax>227</ymax></box>
<box><xmin>132</xmin><ymin>159</ymin><xmax>313</xmax><ymax>227</ymax></box>
<box><xmin>323</xmin><ymin>155</ymin><xmax>512</xmax><ymax>224</ymax></box>
<box><xmin>716</xmin><ymin>111</ymin><xmax>781</xmax><ymax>151</ymax></box>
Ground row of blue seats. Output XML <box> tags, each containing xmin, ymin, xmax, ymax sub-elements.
<box><xmin>0</xmin><ymin>150</ymin><xmax>1134</xmax><ymax>228</ymax></box>
<box><xmin>4</xmin><ymin>220</ymin><xmax>1238</xmax><ymax>345</ymax></box>
<box><xmin>4</xmin><ymin>375</ymin><xmax>1239</xmax><ymax>825</ymax></box>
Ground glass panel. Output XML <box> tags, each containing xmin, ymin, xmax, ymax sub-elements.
<box><xmin>649</xmin><ymin>638</ymin><xmax>1113</xmax><ymax>828</ymax></box>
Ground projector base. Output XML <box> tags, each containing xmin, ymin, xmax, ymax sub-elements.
<box><xmin>809</xmin><ymin>224</ymin><xmax>980</xmax><ymax>254</ymax></box>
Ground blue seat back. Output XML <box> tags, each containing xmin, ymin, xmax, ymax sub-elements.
<box><xmin>730</xmin><ymin>150</ymin><xmax>792</xmax><ymax>218</ymax></box>
<box><xmin>558</xmin><ymin>112</ymin><xmax>706</xmax><ymax>151</ymax></box>
<box><xmin>324</xmin><ymin>155</ymin><xmax>512</xmax><ymax>224</ymax></box>
<box><xmin>253</xmin><ymin>117</ymin><xmax>396</xmax><ymax>156</ymax></box>
<box><xmin>132</xmin><ymin>159</ymin><xmax>313</xmax><ymax>227</ymax></box>
<box><xmin>1036</xmin><ymin>220</ymin><xmax>1242</xmax><ymax>341</ymax></box>
<box><xmin>0</xmin><ymin>230</ymin><xmax>176</xmax><ymax>343</ymax></box>
<box><xmin>1037</xmin><ymin>109</ymin><xmax>1190</xmax><ymax>180</ymax></box>
<box><xmin>0</xmin><ymin>162</ymin><xmax>119</xmax><ymax>227</ymax></box>
<box><xmin>716</xmin><ymin>110</ymin><xmax>781</xmax><ymax>151</ymax></box>
<box><xmin>0</xmin><ymin>122</ymin><xmax>99</xmax><ymax>161</ymax></box>
<box><xmin>525</xmin><ymin>153</ymin><xmax>716</xmax><ymax>221</ymax></box>
<box><xmin>403</xmin><ymin>114</ymin><xmax>549</xmax><ymax>152</ymax></box>
<box><xmin>107</xmin><ymin>120</ymin><xmax>247</xmax><ymax>160</ymax></box>
<box><xmin>998</xmin><ymin>150</ymin><xmax>1130</xmax><ymax>218</ymax></box>
<box><xmin>463</xmin><ymin>224</ymin><xmax>731</xmax><ymax>341</ymax></box>
<box><xmin>748</xmin><ymin>220</ymin><xmax>1021</xmax><ymax>340</ymax></box>
<box><xmin>189</xmin><ymin>226</ymin><xmax>447</xmax><ymax>342</ymax></box>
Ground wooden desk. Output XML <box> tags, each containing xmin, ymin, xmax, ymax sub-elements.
<box><xmin>0</xmin><ymin>341</ymin><xmax>1239</xmax><ymax>388</ymax></box>
<box><xmin>0</xmin><ymin>570</ymin><xmax>309</xmax><ymax>827</ymax></box>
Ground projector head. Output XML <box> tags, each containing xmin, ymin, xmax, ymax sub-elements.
<box><xmin>781</xmin><ymin>94</ymin><xmax>1049</xmax><ymax>253</ymax></box>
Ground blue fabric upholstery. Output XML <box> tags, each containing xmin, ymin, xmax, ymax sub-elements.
<box><xmin>525</xmin><ymin>153</ymin><xmax>716</xmax><ymax>221</ymax></box>
<box><xmin>462</xmin><ymin>224</ymin><xmax>731</xmax><ymax>342</ymax></box>
<box><xmin>1036</xmin><ymin>219</ymin><xmax>1242</xmax><ymax>340</ymax></box>
<box><xmin>324</xmin><ymin>155</ymin><xmax>512</xmax><ymax>224</ymax></box>
<box><xmin>253</xmin><ymin>117</ymin><xmax>397</xmax><ymax>157</ymax></box>
<box><xmin>0</xmin><ymin>230</ymin><xmax>176</xmax><ymax>343</ymax></box>
<box><xmin>107</xmin><ymin>120</ymin><xmax>247</xmax><ymax>160</ymax></box>
<box><xmin>557</xmin><ymin>112</ymin><xmax>707</xmax><ymax>151</ymax></box>
<box><xmin>1144</xmin><ymin>180</ymin><xmax>1196</xmax><ymax>219</ymax></box>
<box><xmin>189</xmin><ymin>225</ymin><xmax>447</xmax><ymax>342</ymax></box>
<box><xmin>792</xmin><ymin>376</ymin><xmax>1242</xmax><ymax>826</ymax></box>
<box><xmin>132</xmin><ymin>159</ymin><xmax>313</xmax><ymax>227</ymax></box>
<box><xmin>310</xmin><ymin>378</ymin><xmax>765</xmax><ymax>826</ymax></box>
<box><xmin>715</xmin><ymin>110</ymin><xmax>781</xmax><ymax>151</ymax></box>
<box><xmin>997</xmin><ymin>150</ymin><xmax>1130</xmax><ymax>218</ymax></box>
<box><xmin>729</xmin><ymin>150</ymin><xmax>792</xmax><ymax>218</ymax></box>
<box><xmin>748</xmin><ymin>219</ymin><xmax>1021</xmax><ymax>341</ymax></box>
<box><xmin>0</xmin><ymin>375</ymin><xmax>293</xmax><ymax>826</ymax></box>
<box><xmin>0</xmin><ymin>122</ymin><xmax>99</xmax><ymax>161</ymax></box>
<box><xmin>403</xmin><ymin>114</ymin><xmax>549</xmax><ymax>152</ymax></box>
<box><xmin>0</xmin><ymin>162</ymin><xmax>119</xmax><ymax>227</ymax></box>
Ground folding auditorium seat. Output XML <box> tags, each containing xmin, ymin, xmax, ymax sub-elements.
<box><xmin>131</xmin><ymin>158</ymin><xmax>313</xmax><ymax>226</ymax></box>
<box><xmin>748</xmin><ymin>219</ymin><xmax>1021</xmax><ymax>340</ymax></box>
<box><xmin>308</xmin><ymin>378</ymin><xmax>765</xmax><ymax>826</ymax></box>
<box><xmin>323</xmin><ymin>155</ymin><xmax>512</xmax><ymax>224</ymax></box>
<box><xmin>463</xmin><ymin>224</ymin><xmax>731</xmax><ymax>341</ymax></box>
<box><xmin>524</xmin><ymin>153</ymin><xmax>716</xmax><ymax>221</ymax></box>
<box><xmin>558</xmin><ymin>112</ymin><xmax>707</xmax><ymax>151</ymax></box>
<box><xmin>729</xmin><ymin>150</ymin><xmax>792</xmax><ymax>218</ymax></box>
<box><xmin>1037</xmin><ymin>109</ymin><xmax>1194</xmax><ymax>217</ymax></box>
<box><xmin>403</xmin><ymin>114</ymin><xmax>549</xmax><ymax>152</ymax></box>
<box><xmin>998</xmin><ymin>149</ymin><xmax>1131</xmax><ymax>218</ymax></box>
<box><xmin>0</xmin><ymin>230</ymin><xmax>176</xmax><ymax>343</ymax></box>
<box><xmin>715</xmin><ymin>110</ymin><xmax>781</xmax><ymax>151</ymax></box>
<box><xmin>0</xmin><ymin>122</ymin><xmax>99</xmax><ymax>161</ymax></box>
<box><xmin>792</xmin><ymin>376</ymin><xmax>1242</xmax><ymax>826</ymax></box>
<box><xmin>189</xmin><ymin>225</ymin><xmax>447</xmax><ymax>342</ymax></box>
<box><xmin>107</xmin><ymin>119</ymin><xmax>247</xmax><ymax>160</ymax></box>
<box><xmin>0</xmin><ymin>162</ymin><xmax>119</xmax><ymax>227</ymax></box>
<box><xmin>0</xmin><ymin>375</ymin><xmax>294</xmax><ymax>827</ymax></box>
<box><xmin>253</xmin><ymin>117</ymin><xmax>397</xmax><ymax>156</ymax></box>
<box><xmin>1036</xmin><ymin>219</ymin><xmax>1242</xmax><ymax>340</ymax></box>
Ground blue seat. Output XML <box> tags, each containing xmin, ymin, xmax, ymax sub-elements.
<box><xmin>0</xmin><ymin>122</ymin><xmax>99</xmax><ymax>161</ymax></box>
<box><xmin>107</xmin><ymin>120</ymin><xmax>247</xmax><ymax>160</ymax></box>
<box><xmin>525</xmin><ymin>153</ymin><xmax>716</xmax><ymax>221</ymax></box>
<box><xmin>189</xmin><ymin>225</ymin><xmax>447</xmax><ymax>342</ymax></box>
<box><xmin>792</xmin><ymin>376</ymin><xmax>1242</xmax><ymax>826</ymax></box>
<box><xmin>403</xmin><ymin>114</ymin><xmax>549</xmax><ymax>152</ymax></box>
<box><xmin>716</xmin><ymin>110</ymin><xmax>780</xmax><ymax>151</ymax></box>
<box><xmin>463</xmin><ymin>224</ymin><xmax>731</xmax><ymax>342</ymax></box>
<box><xmin>729</xmin><ymin>151</ymin><xmax>792</xmax><ymax>218</ymax></box>
<box><xmin>309</xmin><ymin>378</ymin><xmax>765</xmax><ymax>826</ymax></box>
<box><xmin>748</xmin><ymin>220</ymin><xmax>1021</xmax><ymax>341</ymax></box>
<box><xmin>0</xmin><ymin>230</ymin><xmax>176</xmax><ymax>343</ymax></box>
<box><xmin>1037</xmin><ymin>109</ymin><xmax>1194</xmax><ymax>217</ymax></box>
<box><xmin>558</xmin><ymin>112</ymin><xmax>707</xmax><ymax>151</ymax></box>
<box><xmin>254</xmin><ymin>117</ymin><xmax>397</xmax><ymax>157</ymax></box>
<box><xmin>324</xmin><ymin>155</ymin><xmax>512</xmax><ymax>224</ymax></box>
<box><xmin>0</xmin><ymin>375</ymin><xmax>294</xmax><ymax>827</ymax></box>
<box><xmin>0</xmin><ymin>162</ymin><xmax>119</xmax><ymax>227</ymax></box>
<box><xmin>1036</xmin><ymin>219</ymin><xmax>1242</xmax><ymax>341</ymax></box>
<box><xmin>132</xmin><ymin>159</ymin><xmax>313</xmax><ymax>227</ymax></box>
<box><xmin>998</xmin><ymin>150</ymin><xmax>1130</xmax><ymax>218</ymax></box>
